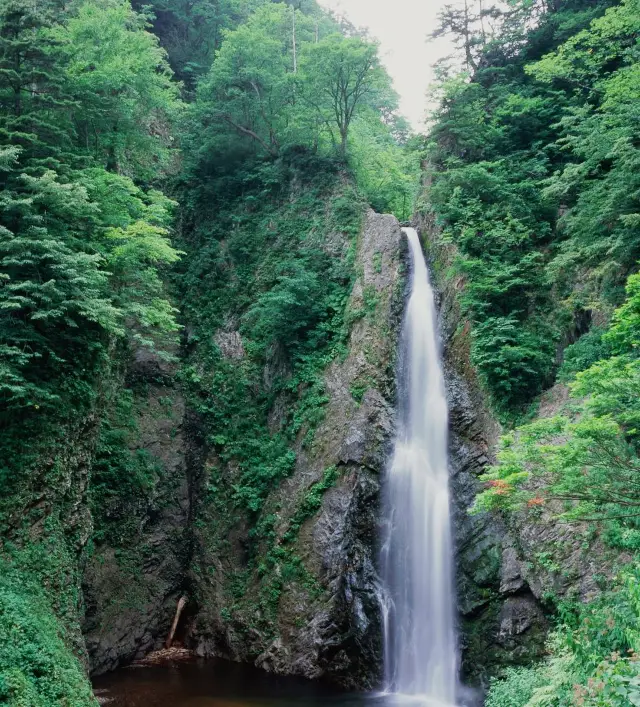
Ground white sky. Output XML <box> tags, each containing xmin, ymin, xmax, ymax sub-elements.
<box><xmin>317</xmin><ymin>0</ymin><xmax>454</xmax><ymax>131</ymax></box>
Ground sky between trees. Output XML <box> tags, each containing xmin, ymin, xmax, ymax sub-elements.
<box><xmin>318</xmin><ymin>0</ymin><xmax>453</xmax><ymax>129</ymax></box>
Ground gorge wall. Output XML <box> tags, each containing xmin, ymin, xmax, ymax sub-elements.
<box><xmin>185</xmin><ymin>210</ymin><xmax>404</xmax><ymax>688</ymax></box>
<box><xmin>78</xmin><ymin>163</ymin><xmax>408</xmax><ymax>690</ymax></box>
<box><xmin>81</xmin><ymin>188</ymin><xmax>561</xmax><ymax>690</ymax></box>
<box><xmin>417</xmin><ymin>210</ymin><xmax>549</xmax><ymax>683</ymax></box>
<box><xmin>417</xmin><ymin>204</ymin><xmax>631</xmax><ymax>688</ymax></box>
<box><xmin>2</xmin><ymin>165</ymin><xmax>599</xmax><ymax>702</ymax></box>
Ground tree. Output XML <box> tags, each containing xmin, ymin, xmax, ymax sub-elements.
<box><xmin>300</xmin><ymin>34</ymin><xmax>391</xmax><ymax>157</ymax></box>
<box><xmin>348</xmin><ymin>116</ymin><xmax>419</xmax><ymax>220</ymax></box>
<box><xmin>0</xmin><ymin>0</ymin><xmax>182</xmax><ymax>426</ymax></box>
<box><xmin>473</xmin><ymin>271</ymin><xmax>640</xmax><ymax>523</ymax></box>
<box><xmin>0</xmin><ymin>0</ymin><xmax>75</xmax><ymax>174</ymax></box>
<box><xmin>131</xmin><ymin>0</ymin><xmax>264</xmax><ymax>89</ymax></box>
<box><xmin>51</xmin><ymin>0</ymin><xmax>179</xmax><ymax>179</ymax></box>
<box><xmin>194</xmin><ymin>4</ymin><xmax>301</xmax><ymax>157</ymax></box>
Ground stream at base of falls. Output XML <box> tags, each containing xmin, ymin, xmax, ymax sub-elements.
<box><xmin>93</xmin><ymin>659</ymin><xmax>473</xmax><ymax>707</ymax></box>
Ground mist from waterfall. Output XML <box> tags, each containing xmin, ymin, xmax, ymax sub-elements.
<box><xmin>380</xmin><ymin>227</ymin><xmax>458</xmax><ymax>705</ymax></box>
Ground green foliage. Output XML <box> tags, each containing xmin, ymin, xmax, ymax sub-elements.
<box><xmin>486</xmin><ymin>565</ymin><xmax>640</xmax><ymax>707</ymax></box>
<box><xmin>473</xmin><ymin>270</ymin><xmax>640</xmax><ymax>528</ymax></box>
<box><xmin>0</xmin><ymin>0</ymin><xmax>180</xmax><ymax>429</ymax></box>
<box><xmin>194</xmin><ymin>3</ymin><xmax>301</xmax><ymax>157</ymax></box>
<box><xmin>187</xmin><ymin>1</ymin><xmax>404</xmax><ymax>168</ymax></box>
<box><xmin>0</xmin><ymin>167</ymin><xmax>180</xmax><ymax>420</ymax></box>
<box><xmin>348</xmin><ymin>118</ymin><xmax>420</xmax><ymax>219</ymax></box>
<box><xmin>133</xmin><ymin>0</ymin><xmax>276</xmax><ymax>88</ymax></box>
<box><xmin>0</xmin><ymin>562</ymin><xmax>97</xmax><ymax>706</ymax></box>
<box><xmin>533</xmin><ymin>0</ymin><xmax>640</xmax><ymax>306</ymax></box>
<box><xmin>425</xmin><ymin>0</ymin><xmax>639</xmax><ymax>414</ymax></box>
<box><xmin>283</xmin><ymin>466</ymin><xmax>339</xmax><ymax>542</ymax></box>
<box><xmin>179</xmin><ymin>158</ymin><xmax>364</xmax><ymax>521</ymax></box>
<box><xmin>299</xmin><ymin>33</ymin><xmax>394</xmax><ymax>157</ymax></box>
<box><xmin>243</xmin><ymin>260</ymin><xmax>326</xmax><ymax>355</ymax></box>
<box><xmin>51</xmin><ymin>0</ymin><xmax>178</xmax><ymax>178</ymax></box>
<box><xmin>485</xmin><ymin>665</ymin><xmax>547</xmax><ymax>707</ymax></box>
<box><xmin>427</xmin><ymin>150</ymin><xmax>559</xmax><ymax>413</ymax></box>
<box><xmin>0</xmin><ymin>0</ymin><xmax>182</xmax><ymax>699</ymax></box>
<box><xmin>0</xmin><ymin>0</ymin><xmax>76</xmax><ymax>173</ymax></box>
<box><xmin>558</xmin><ymin>328</ymin><xmax>611</xmax><ymax>383</ymax></box>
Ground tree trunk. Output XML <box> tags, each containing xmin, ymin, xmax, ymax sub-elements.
<box><xmin>340</xmin><ymin>129</ymin><xmax>348</xmax><ymax>159</ymax></box>
<box><xmin>292</xmin><ymin>6</ymin><xmax>297</xmax><ymax>74</ymax></box>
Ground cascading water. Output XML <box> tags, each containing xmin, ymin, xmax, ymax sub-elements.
<box><xmin>380</xmin><ymin>227</ymin><xmax>457</xmax><ymax>705</ymax></box>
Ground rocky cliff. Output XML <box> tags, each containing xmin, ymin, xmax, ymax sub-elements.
<box><xmin>21</xmin><ymin>185</ymin><xmax>560</xmax><ymax>693</ymax></box>
<box><xmin>82</xmin><ymin>349</ymin><xmax>191</xmax><ymax>675</ymax></box>
<box><xmin>416</xmin><ymin>211</ymin><xmax>549</xmax><ymax>685</ymax></box>
<box><xmin>186</xmin><ymin>210</ymin><xmax>404</xmax><ymax>689</ymax></box>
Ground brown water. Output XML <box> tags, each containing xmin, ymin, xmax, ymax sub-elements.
<box><xmin>93</xmin><ymin>658</ymin><xmax>480</xmax><ymax>707</ymax></box>
<box><xmin>94</xmin><ymin>659</ymin><xmax>381</xmax><ymax>707</ymax></box>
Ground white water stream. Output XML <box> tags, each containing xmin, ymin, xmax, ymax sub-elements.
<box><xmin>380</xmin><ymin>228</ymin><xmax>458</xmax><ymax>706</ymax></box>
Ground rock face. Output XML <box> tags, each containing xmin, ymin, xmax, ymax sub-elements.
<box><xmin>187</xmin><ymin>211</ymin><xmax>404</xmax><ymax>689</ymax></box>
<box><xmin>82</xmin><ymin>350</ymin><xmax>191</xmax><ymax>675</ymax></box>
<box><xmin>416</xmin><ymin>212</ymin><xmax>549</xmax><ymax>685</ymax></box>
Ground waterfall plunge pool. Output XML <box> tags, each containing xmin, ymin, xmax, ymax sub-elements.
<box><xmin>93</xmin><ymin>658</ymin><xmax>472</xmax><ymax>707</ymax></box>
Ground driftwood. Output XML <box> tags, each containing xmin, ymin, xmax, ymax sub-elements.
<box><xmin>165</xmin><ymin>595</ymin><xmax>187</xmax><ymax>649</ymax></box>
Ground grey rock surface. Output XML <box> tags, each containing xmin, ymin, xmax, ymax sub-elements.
<box><xmin>82</xmin><ymin>350</ymin><xmax>190</xmax><ymax>675</ymax></box>
<box><xmin>188</xmin><ymin>211</ymin><xmax>404</xmax><ymax>689</ymax></box>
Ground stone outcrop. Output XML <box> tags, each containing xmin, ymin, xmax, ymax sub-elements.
<box><xmin>187</xmin><ymin>211</ymin><xmax>405</xmax><ymax>689</ymax></box>
<box><xmin>82</xmin><ymin>350</ymin><xmax>191</xmax><ymax>675</ymax></box>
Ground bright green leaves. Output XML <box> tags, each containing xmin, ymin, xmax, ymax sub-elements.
<box><xmin>51</xmin><ymin>0</ymin><xmax>178</xmax><ymax>177</ymax></box>
<box><xmin>348</xmin><ymin>118</ymin><xmax>419</xmax><ymax>220</ymax></box>
<box><xmin>0</xmin><ymin>164</ymin><xmax>180</xmax><ymax>415</ymax></box>
<box><xmin>242</xmin><ymin>260</ymin><xmax>325</xmax><ymax>355</ymax></box>
<box><xmin>0</xmin><ymin>0</ymin><xmax>181</xmax><ymax>419</ymax></box>
<box><xmin>473</xmin><ymin>411</ymin><xmax>640</xmax><ymax>523</ymax></box>
<box><xmin>190</xmin><ymin>2</ymin><xmax>398</xmax><ymax>165</ymax></box>
<box><xmin>0</xmin><ymin>172</ymin><xmax>113</xmax><ymax>412</ymax></box>
<box><xmin>425</xmin><ymin>0</ymin><xmax>640</xmax><ymax>415</ymax></box>
<box><xmin>527</xmin><ymin>0</ymin><xmax>640</xmax><ymax>91</ymax></box>
<box><xmin>194</xmin><ymin>3</ymin><xmax>297</xmax><ymax>157</ymax></box>
<box><xmin>106</xmin><ymin>219</ymin><xmax>181</xmax><ymax>349</ymax></box>
<box><xmin>486</xmin><ymin>564</ymin><xmax>640</xmax><ymax>707</ymax></box>
<box><xmin>473</xmin><ymin>269</ymin><xmax>640</xmax><ymax>527</ymax></box>
<box><xmin>528</xmin><ymin>0</ymin><xmax>640</xmax><ymax>303</ymax></box>
<box><xmin>104</xmin><ymin>186</ymin><xmax>181</xmax><ymax>350</ymax></box>
<box><xmin>606</xmin><ymin>273</ymin><xmax>640</xmax><ymax>354</ymax></box>
<box><xmin>0</xmin><ymin>562</ymin><xmax>97</xmax><ymax>707</ymax></box>
<box><xmin>299</xmin><ymin>34</ymin><xmax>393</xmax><ymax>157</ymax></box>
<box><xmin>428</xmin><ymin>153</ymin><xmax>557</xmax><ymax>413</ymax></box>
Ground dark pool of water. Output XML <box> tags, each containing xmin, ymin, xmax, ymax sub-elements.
<box><xmin>93</xmin><ymin>659</ymin><xmax>467</xmax><ymax>707</ymax></box>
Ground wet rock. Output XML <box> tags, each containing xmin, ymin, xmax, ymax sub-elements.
<box><xmin>500</xmin><ymin>547</ymin><xmax>526</xmax><ymax>595</ymax></box>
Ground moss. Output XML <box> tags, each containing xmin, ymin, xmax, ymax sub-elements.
<box><xmin>0</xmin><ymin>543</ymin><xmax>96</xmax><ymax>705</ymax></box>
<box><xmin>0</xmin><ymin>563</ymin><xmax>97</xmax><ymax>706</ymax></box>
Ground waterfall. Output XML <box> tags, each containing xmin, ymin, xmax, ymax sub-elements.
<box><xmin>380</xmin><ymin>227</ymin><xmax>458</xmax><ymax>705</ymax></box>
